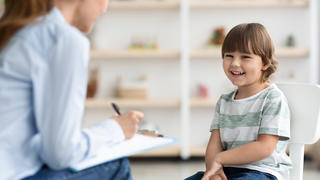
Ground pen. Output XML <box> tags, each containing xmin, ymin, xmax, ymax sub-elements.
<box><xmin>111</xmin><ymin>102</ymin><xmax>121</xmax><ymax>115</ymax></box>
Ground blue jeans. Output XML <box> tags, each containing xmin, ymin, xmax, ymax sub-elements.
<box><xmin>23</xmin><ymin>158</ymin><xmax>132</xmax><ymax>180</ymax></box>
<box><xmin>185</xmin><ymin>167</ymin><xmax>277</xmax><ymax>180</ymax></box>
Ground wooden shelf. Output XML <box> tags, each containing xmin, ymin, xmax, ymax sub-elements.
<box><xmin>190</xmin><ymin>98</ymin><xmax>217</xmax><ymax>107</ymax></box>
<box><xmin>86</xmin><ymin>98</ymin><xmax>180</xmax><ymax>108</ymax></box>
<box><xmin>91</xmin><ymin>47</ymin><xmax>308</xmax><ymax>60</ymax></box>
<box><xmin>132</xmin><ymin>146</ymin><xmax>180</xmax><ymax>157</ymax></box>
<box><xmin>132</xmin><ymin>146</ymin><xmax>206</xmax><ymax>157</ymax></box>
<box><xmin>86</xmin><ymin>98</ymin><xmax>217</xmax><ymax>108</ymax></box>
<box><xmin>1</xmin><ymin>0</ymin><xmax>308</xmax><ymax>11</ymax></box>
<box><xmin>191</xmin><ymin>47</ymin><xmax>309</xmax><ymax>59</ymax></box>
<box><xmin>191</xmin><ymin>0</ymin><xmax>309</xmax><ymax>8</ymax></box>
<box><xmin>90</xmin><ymin>50</ymin><xmax>180</xmax><ymax>59</ymax></box>
<box><xmin>190</xmin><ymin>146</ymin><xmax>206</xmax><ymax>156</ymax></box>
<box><xmin>275</xmin><ymin>47</ymin><xmax>310</xmax><ymax>57</ymax></box>
<box><xmin>109</xmin><ymin>1</ymin><xmax>180</xmax><ymax>10</ymax></box>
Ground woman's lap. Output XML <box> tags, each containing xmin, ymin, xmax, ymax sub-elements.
<box><xmin>23</xmin><ymin>158</ymin><xmax>132</xmax><ymax>180</ymax></box>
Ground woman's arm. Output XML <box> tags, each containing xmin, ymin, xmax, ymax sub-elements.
<box><xmin>205</xmin><ymin>130</ymin><xmax>224</xmax><ymax>170</ymax></box>
<box><xmin>32</xmin><ymin>30</ymin><xmax>92</xmax><ymax>169</ymax></box>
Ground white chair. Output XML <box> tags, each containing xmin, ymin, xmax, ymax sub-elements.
<box><xmin>277</xmin><ymin>83</ymin><xmax>320</xmax><ymax>180</ymax></box>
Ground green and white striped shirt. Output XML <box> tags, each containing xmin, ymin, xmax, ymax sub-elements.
<box><xmin>210</xmin><ymin>84</ymin><xmax>292</xmax><ymax>180</ymax></box>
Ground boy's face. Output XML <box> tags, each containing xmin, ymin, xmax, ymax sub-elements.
<box><xmin>222</xmin><ymin>47</ymin><xmax>268</xmax><ymax>89</ymax></box>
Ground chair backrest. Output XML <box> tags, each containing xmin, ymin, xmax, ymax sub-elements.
<box><xmin>277</xmin><ymin>83</ymin><xmax>320</xmax><ymax>144</ymax></box>
<box><xmin>277</xmin><ymin>83</ymin><xmax>320</xmax><ymax>180</ymax></box>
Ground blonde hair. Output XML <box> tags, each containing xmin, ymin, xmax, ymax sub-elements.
<box><xmin>222</xmin><ymin>23</ymin><xmax>278</xmax><ymax>82</ymax></box>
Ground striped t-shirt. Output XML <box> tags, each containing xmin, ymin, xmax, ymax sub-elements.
<box><xmin>210</xmin><ymin>84</ymin><xmax>292</xmax><ymax>180</ymax></box>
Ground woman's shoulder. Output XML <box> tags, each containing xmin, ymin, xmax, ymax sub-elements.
<box><xmin>15</xmin><ymin>8</ymin><xmax>88</xmax><ymax>50</ymax></box>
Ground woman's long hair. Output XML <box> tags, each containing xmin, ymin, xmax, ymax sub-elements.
<box><xmin>0</xmin><ymin>0</ymin><xmax>54</xmax><ymax>50</ymax></box>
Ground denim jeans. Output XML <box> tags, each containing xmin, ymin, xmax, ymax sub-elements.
<box><xmin>23</xmin><ymin>158</ymin><xmax>132</xmax><ymax>180</ymax></box>
<box><xmin>185</xmin><ymin>167</ymin><xmax>277</xmax><ymax>180</ymax></box>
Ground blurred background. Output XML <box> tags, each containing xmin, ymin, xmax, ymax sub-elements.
<box><xmin>1</xmin><ymin>0</ymin><xmax>319</xmax><ymax>179</ymax></box>
<box><xmin>85</xmin><ymin>0</ymin><xmax>320</xmax><ymax>179</ymax></box>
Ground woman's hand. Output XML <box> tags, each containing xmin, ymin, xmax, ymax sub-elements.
<box><xmin>201</xmin><ymin>157</ymin><xmax>227</xmax><ymax>180</ymax></box>
<box><xmin>112</xmin><ymin>111</ymin><xmax>144</xmax><ymax>139</ymax></box>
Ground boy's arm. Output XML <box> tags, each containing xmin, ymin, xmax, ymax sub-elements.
<box><xmin>202</xmin><ymin>134</ymin><xmax>279</xmax><ymax>180</ymax></box>
<box><xmin>205</xmin><ymin>129</ymin><xmax>224</xmax><ymax>170</ymax></box>
<box><xmin>215</xmin><ymin>134</ymin><xmax>279</xmax><ymax>165</ymax></box>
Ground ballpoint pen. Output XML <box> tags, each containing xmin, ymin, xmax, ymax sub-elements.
<box><xmin>110</xmin><ymin>102</ymin><xmax>163</xmax><ymax>137</ymax></box>
<box><xmin>111</xmin><ymin>102</ymin><xmax>121</xmax><ymax>115</ymax></box>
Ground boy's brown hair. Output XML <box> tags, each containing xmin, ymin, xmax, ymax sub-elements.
<box><xmin>221</xmin><ymin>23</ymin><xmax>278</xmax><ymax>82</ymax></box>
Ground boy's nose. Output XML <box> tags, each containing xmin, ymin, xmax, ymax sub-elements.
<box><xmin>230</xmin><ymin>58</ymin><xmax>241</xmax><ymax>67</ymax></box>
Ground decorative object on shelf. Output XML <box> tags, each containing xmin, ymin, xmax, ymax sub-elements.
<box><xmin>87</xmin><ymin>68</ymin><xmax>99</xmax><ymax>98</ymax></box>
<box><xmin>116</xmin><ymin>75</ymin><xmax>148</xmax><ymax>99</ymax></box>
<box><xmin>130</xmin><ymin>35</ymin><xmax>158</xmax><ymax>50</ymax></box>
<box><xmin>197</xmin><ymin>84</ymin><xmax>209</xmax><ymax>99</ymax></box>
<box><xmin>285</xmin><ymin>34</ymin><xmax>296</xmax><ymax>47</ymax></box>
<box><xmin>288</xmin><ymin>71</ymin><xmax>295</xmax><ymax>79</ymax></box>
<box><xmin>208</xmin><ymin>26</ymin><xmax>226</xmax><ymax>47</ymax></box>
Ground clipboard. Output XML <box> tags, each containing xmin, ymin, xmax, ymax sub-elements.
<box><xmin>69</xmin><ymin>134</ymin><xmax>179</xmax><ymax>171</ymax></box>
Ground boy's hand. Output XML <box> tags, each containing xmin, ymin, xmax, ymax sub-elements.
<box><xmin>112</xmin><ymin>111</ymin><xmax>144</xmax><ymax>139</ymax></box>
<box><xmin>201</xmin><ymin>157</ymin><xmax>227</xmax><ymax>180</ymax></box>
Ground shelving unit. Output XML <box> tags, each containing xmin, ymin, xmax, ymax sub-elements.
<box><xmin>85</xmin><ymin>98</ymin><xmax>217</xmax><ymax>108</ymax></box>
<box><xmin>190</xmin><ymin>0</ymin><xmax>309</xmax><ymax>8</ymax></box>
<box><xmin>91</xmin><ymin>47</ymin><xmax>308</xmax><ymax>59</ymax></box>
<box><xmin>86</xmin><ymin>98</ymin><xmax>180</xmax><ymax>108</ymax></box>
<box><xmin>190</xmin><ymin>147</ymin><xmax>206</xmax><ymax>156</ymax></box>
<box><xmin>191</xmin><ymin>47</ymin><xmax>310</xmax><ymax>59</ymax></box>
<box><xmin>133</xmin><ymin>146</ymin><xmax>206</xmax><ymax>157</ymax></box>
<box><xmin>0</xmin><ymin>1</ymin><xmax>180</xmax><ymax>11</ymax></box>
<box><xmin>133</xmin><ymin>146</ymin><xmax>180</xmax><ymax>157</ymax></box>
<box><xmin>108</xmin><ymin>1</ymin><xmax>180</xmax><ymax>10</ymax></box>
<box><xmin>190</xmin><ymin>98</ymin><xmax>217</xmax><ymax>107</ymax></box>
<box><xmin>85</xmin><ymin>0</ymin><xmax>318</xmax><ymax>159</ymax></box>
<box><xmin>0</xmin><ymin>1</ymin><xmax>311</xmax><ymax>11</ymax></box>
<box><xmin>91</xmin><ymin>49</ymin><xmax>180</xmax><ymax>59</ymax></box>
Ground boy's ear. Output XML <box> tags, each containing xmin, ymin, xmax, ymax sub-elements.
<box><xmin>262</xmin><ymin>64</ymin><xmax>269</xmax><ymax>71</ymax></box>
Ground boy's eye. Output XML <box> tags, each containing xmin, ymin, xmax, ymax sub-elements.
<box><xmin>225</xmin><ymin>54</ymin><xmax>233</xmax><ymax>58</ymax></box>
<box><xmin>242</xmin><ymin>55</ymin><xmax>251</xmax><ymax>59</ymax></box>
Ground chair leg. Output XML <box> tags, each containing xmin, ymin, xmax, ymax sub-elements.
<box><xmin>289</xmin><ymin>143</ymin><xmax>305</xmax><ymax>180</ymax></box>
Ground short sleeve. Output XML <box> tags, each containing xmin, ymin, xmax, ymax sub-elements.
<box><xmin>210</xmin><ymin>97</ymin><xmax>222</xmax><ymax>132</ymax></box>
<box><xmin>259</xmin><ymin>90</ymin><xmax>290</xmax><ymax>141</ymax></box>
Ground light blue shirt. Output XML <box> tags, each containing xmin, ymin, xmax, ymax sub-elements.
<box><xmin>0</xmin><ymin>7</ymin><xmax>125</xmax><ymax>180</ymax></box>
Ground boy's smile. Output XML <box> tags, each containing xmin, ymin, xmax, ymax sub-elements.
<box><xmin>230</xmin><ymin>70</ymin><xmax>246</xmax><ymax>77</ymax></box>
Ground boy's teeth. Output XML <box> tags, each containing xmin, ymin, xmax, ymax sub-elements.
<box><xmin>232</xmin><ymin>71</ymin><xmax>244</xmax><ymax>75</ymax></box>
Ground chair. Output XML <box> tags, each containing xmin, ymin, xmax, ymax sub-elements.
<box><xmin>277</xmin><ymin>83</ymin><xmax>320</xmax><ymax>180</ymax></box>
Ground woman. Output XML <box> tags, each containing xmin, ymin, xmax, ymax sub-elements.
<box><xmin>0</xmin><ymin>0</ymin><xmax>143</xmax><ymax>179</ymax></box>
